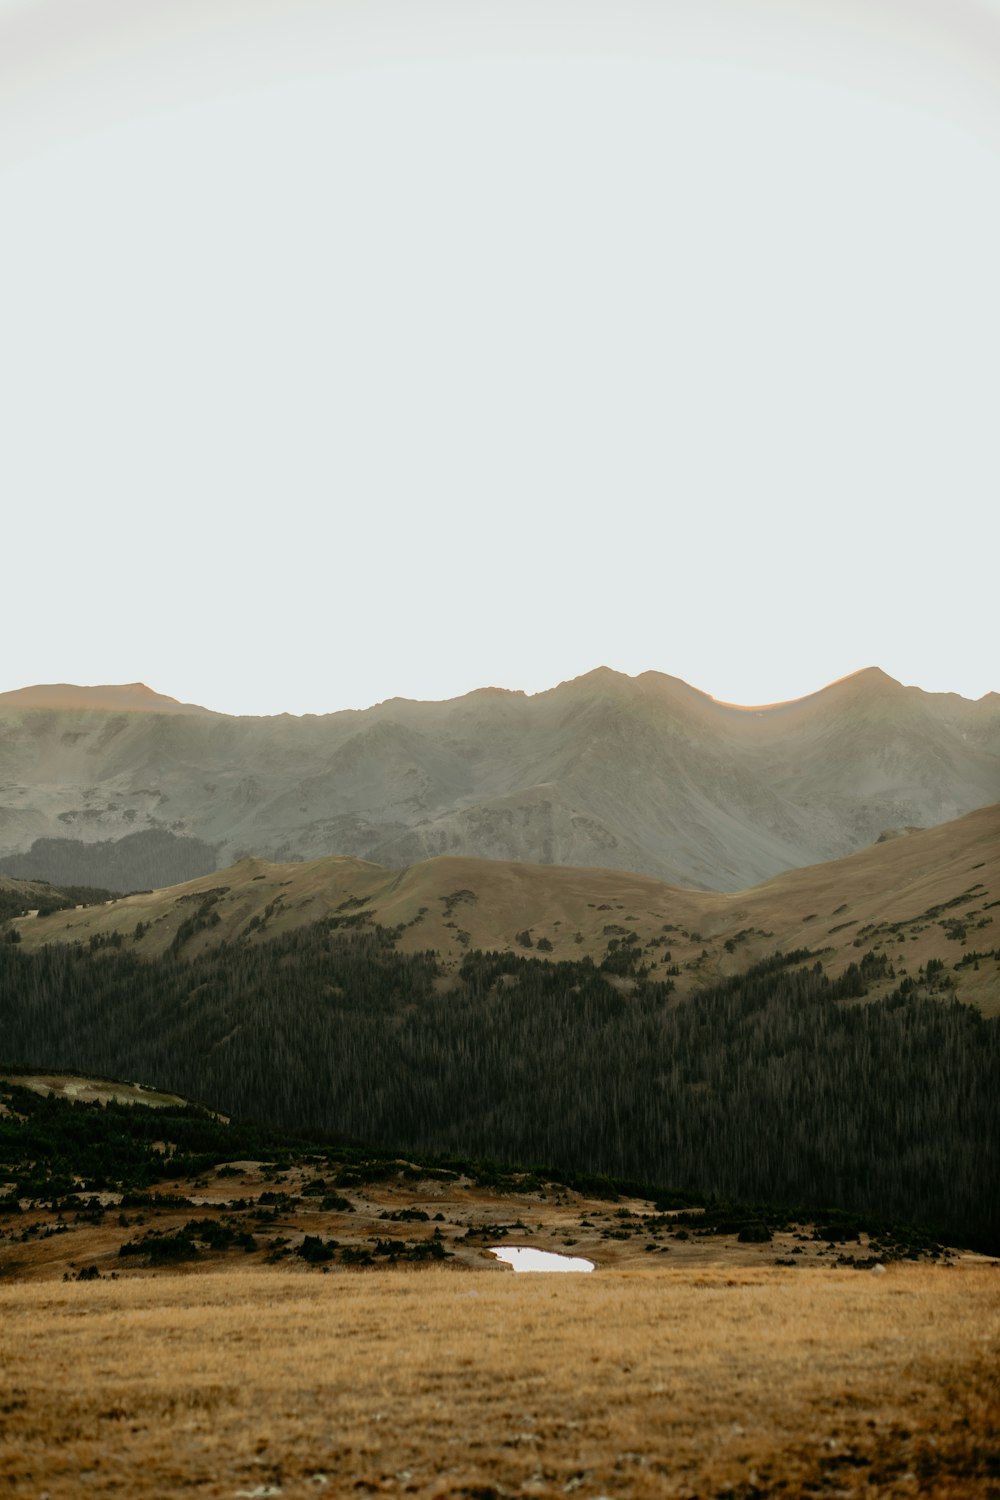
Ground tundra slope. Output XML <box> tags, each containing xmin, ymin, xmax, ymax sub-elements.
<box><xmin>12</xmin><ymin>801</ymin><xmax>1000</xmax><ymax>1013</ymax></box>
<box><xmin>1</xmin><ymin>667</ymin><xmax>997</xmax><ymax>892</ymax></box>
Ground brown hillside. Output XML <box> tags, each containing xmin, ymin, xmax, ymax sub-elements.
<box><xmin>10</xmin><ymin>804</ymin><xmax>999</xmax><ymax>1013</ymax></box>
<box><xmin>0</xmin><ymin>874</ymin><xmax>56</xmax><ymax>910</ymax></box>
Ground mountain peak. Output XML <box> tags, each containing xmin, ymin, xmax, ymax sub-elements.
<box><xmin>555</xmin><ymin>666</ymin><xmax>631</xmax><ymax>693</ymax></box>
<box><xmin>837</xmin><ymin>667</ymin><xmax>902</xmax><ymax>690</ymax></box>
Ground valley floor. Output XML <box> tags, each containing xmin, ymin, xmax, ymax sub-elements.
<box><xmin>1</xmin><ymin>1264</ymin><xmax>996</xmax><ymax>1499</ymax></box>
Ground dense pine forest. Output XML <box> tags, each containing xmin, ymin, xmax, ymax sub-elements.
<box><xmin>1</xmin><ymin>919</ymin><xmax>996</xmax><ymax>1247</ymax></box>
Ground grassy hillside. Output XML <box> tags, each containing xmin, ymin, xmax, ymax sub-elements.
<box><xmin>10</xmin><ymin>803</ymin><xmax>999</xmax><ymax>1012</ymax></box>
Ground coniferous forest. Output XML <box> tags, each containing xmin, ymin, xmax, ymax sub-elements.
<box><xmin>1</xmin><ymin>920</ymin><xmax>996</xmax><ymax>1248</ymax></box>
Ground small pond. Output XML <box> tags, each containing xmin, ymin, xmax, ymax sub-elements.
<box><xmin>489</xmin><ymin>1245</ymin><xmax>595</xmax><ymax>1273</ymax></box>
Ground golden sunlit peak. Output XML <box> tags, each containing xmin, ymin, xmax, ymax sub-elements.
<box><xmin>706</xmin><ymin>668</ymin><xmax>904</xmax><ymax>714</ymax></box>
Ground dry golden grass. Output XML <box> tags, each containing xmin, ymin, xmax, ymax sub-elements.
<box><xmin>1</xmin><ymin>1264</ymin><xmax>997</xmax><ymax>1498</ymax></box>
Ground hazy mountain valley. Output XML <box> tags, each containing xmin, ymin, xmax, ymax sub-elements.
<box><xmin>9</xmin><ymin>0</ymin><xmax>1000</xmax><ymax>1487</ymax></box>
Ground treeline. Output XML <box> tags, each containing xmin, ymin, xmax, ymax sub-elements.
<box><xmin>0</xmin><ymin>881</ymin><xmax>116</xmax><ymax>923</ymax></box>
<box><xmin>0</xmin><ymin>1082</ymin><xmax>314</xmax><ymax>1200</ymax></box>
<box><xmin>0</xmin><ymin>829</ymin><xmax>217</xmax><ymax>893</ymax></box>
<box><xmin>0</xmin><ymin>923</ymin><xmax>996</xmax><ymax>1246</ymax></box>
<box><xmin>0</xmin><ymin>1078</ymin><xmax>666</xmax><ymax>1209</ymax></box>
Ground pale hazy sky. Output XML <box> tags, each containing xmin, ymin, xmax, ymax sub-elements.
<box><xmin>2</xmin><ymin>0</ymin><xmax>998</xmax><ymax>714</ymax></box>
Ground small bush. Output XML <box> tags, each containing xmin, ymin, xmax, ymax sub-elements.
<box><xmin>320</xmin><ymin>1192</ymin><xmax>354</xmax><ymax>1212</ymax></box>
<box><xmin>297</xmin><ymin>1235</ymin><xmax>337</xmax><ymax>1264</ymax></box>
<box><xmin>738</xmin><ymin>1221</ymin><xmax>772</xmax><ymax>1243</ymax></box>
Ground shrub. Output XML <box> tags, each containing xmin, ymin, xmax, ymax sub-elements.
<box><xmin>297</xmin><ymin>1235</ymin><xmax>337</xmax><ymax>1263</ymax></box>
<box><xmin>320</xmin><ymin>1192</ymin><xmax>354</xmax><ymax>1212</ymax></box>
<box><xmin>119</xmin><ymin>1233</ymin><xmax>198</xmax><ymax>1264</ymax></box>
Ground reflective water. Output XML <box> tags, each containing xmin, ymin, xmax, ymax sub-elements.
<box><xmin>489</xmin><ymin>1245</ymin><xmax>595</xmax><ymax>1273</ymax></box>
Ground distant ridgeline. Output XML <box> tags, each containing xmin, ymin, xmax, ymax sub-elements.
<box><xmin>0</xmin><ymin>831</ymin><xmax>218</xmax><ymax>894</ymax></box>
<box><xmin>1</xmin><ymin>668</ymin><xmax>998</xmax><ymax>892</ymax></box>
<box><xmin>1</xmin><ymin>917</ymin><xmax>996</xmax><ymax>1250</ymax></box>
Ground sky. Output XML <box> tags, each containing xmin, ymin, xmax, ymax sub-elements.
<box><xmin>2</xmin><ymin>0</ymin><xmax>998</xmax><ymax>716</ymax></box>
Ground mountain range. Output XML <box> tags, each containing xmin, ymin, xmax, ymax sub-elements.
<box><xmin>1</xmin><ymin>667</ymin><xmax>997</xmax><ymax>893</ymax></box>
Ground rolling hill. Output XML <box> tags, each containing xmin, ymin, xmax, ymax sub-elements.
<box><xmin>0</xmin><ymin>667</ymin><xmax>998</xmax><ymax>893</ymax></box>
<box><xmin>10</xmin><ymin>802</ymin><xmax>999</xmax><ymax>1013</ymax></box>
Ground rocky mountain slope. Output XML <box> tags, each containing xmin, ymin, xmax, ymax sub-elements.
<box><xmin>11</xmin><ymin>802</ymin><xmax>999</xmax><ymax>1014</ymax></box>
<box><xmin>1</xmin><ymin>669</ymin><xmax>997</xmax><ymax>891</ymax></box>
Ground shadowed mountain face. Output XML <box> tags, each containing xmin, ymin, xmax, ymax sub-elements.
<box><xmin>0</xmin><ymin>668</ymin><xmax>997</xmax><ymax>892</ymax></box>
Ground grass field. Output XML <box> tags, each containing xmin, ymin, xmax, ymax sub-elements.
<box><xmin>1</xmin><ymin>1264</ymin><xmax>997</xmax><ymax>1498</ymax></box>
